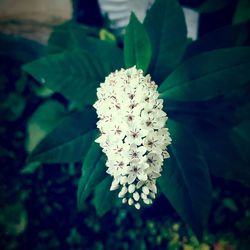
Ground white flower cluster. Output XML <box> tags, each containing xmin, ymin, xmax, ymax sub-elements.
<box><xmin>93</xmin><ymin>67</ymin><xmax>171</xmax><ymax>209</ymax></box>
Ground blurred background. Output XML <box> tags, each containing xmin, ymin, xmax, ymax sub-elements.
<box><xmin>0</xmin><ymin>0</ymin><xmax>250</xmax><ymax>249</ymax></box>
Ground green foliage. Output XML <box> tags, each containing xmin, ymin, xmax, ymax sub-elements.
<box><xmin>23</xmin><ymin>51</ymin><xmax>110</xmax><ymax>106</ymax></box>
<box><xmin>0</xmin><ymin>34</ymin><xmax>44</xmax><ymax>122</ymax></box>
<box><xmin>234</xmin><ymin>0</ymin><xmax>250</xmax><ymax>24</ymax></box>
<box><xmin>48</xmin><ymin>22</ymin><xmax>98</xmax><ymax>53</ymax></box>
<box><xmin>144</xmin><ymin>0</ymin><xmax>187</xmax><ymax>83</ymax></box>
<box><xmin>195</xmin><ymin>122</ymin><xmax>250</xmax><ymax>186</ymax></box>
<box><xmin>196</xmin><ymin>0</ymin><xmax>233</xmax><ymax>13</ymax></box>
<box><xmin>163</xmin><ymin>82</ymin><xmax>250</xmax><ymax>129</ymax></box>
<box><xmin>124</xmin><ymin>13</ymin><xmax>152</xmax><ymax>72</ymax></box>
<box><xmin>93</xmin><ymin>176</ymin><xmax>118</xmax><ymax>216</ymax></box>
<box><xmin>48</xmin><ymin>22</ymin><xmax>124</xmax><ymax>70</ymax></box>
<box><xmin>21</xmin><ymin>0</ymin><xmax>250</xmax><ymax>240</ymax></box>
<box><xmin>158</xmin><ymin>120</ymin><xmax>212</xmax><ymax>240</ymax></box>
<box><xmin>159</xmin><ymin>47</ymin><xmax>250</xmax><ymax>101</ymax></box>
<box><xmin>26</xmin><ymin>100</ymin><xmax>66</xmax><ymax>153</ymax></box>
<box><xmin>184</xmin><ymin>21</ymin><xmax>250</xmax><ymax>59</ymax></box>
<box><xmin>77</xmin><ymin>143</ymin><xmax>106</xmax><ymax>210</ymax></box>
<box><xmin>0</xmin><ymin>33</ymin><xmax>44</xmax><ymax>62</ymax></box>
<box><xmin>28</xmin><ymin>108</ymin><xmax>97</xmax><ymax>163</ymax></box>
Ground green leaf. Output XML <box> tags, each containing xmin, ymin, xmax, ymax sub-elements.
<box><xmin>232</xmin><ymin>120</ymin><xmax>250</xmax><ymax>164</ymax></box>
<box><xmin>159</xmin><ymin>47</ymin><xmax>250</xmax><ymax>101</ymax></box>
<box><xmin>77</xmin><ymin>143</ymin><xmax>107</xmax><ymax>210</ymax></box>
<box><xmin>184</xmin><ymin>21</ymin><xmax>250</xmax><ymax>59</ymax></box>
<box><xmin>48</xmin><ymin>22</ymin><xmax>98</xmax><ymax>53</ymax></box>
<box><xmin>196</xmin><ymin>0</ymin><xmax>232</xmax><ymax>13</ymax></box>
<box><xmin>28</xmin><ymin>108</ymin><xmax>97</xmax><ymax>163</ymax></box>
<box><xmin>144</xmin><ymin>0</ymin><xmax>187</xmax><ymax>82</ymax></box>
<box><xmin>234</xmin><ymin>0</ymin><xmax>250</xmax><ymax>24</ymax></box>
<box><xmin>21</xmin><ymin>162</ymin><xmax>41</xmax><ymax>175</ymax></box>
<box><xmin>163</xmin><ymin>82</ymin><xmax>250</xmax><ymax>128</ymax></box>
<box><xmin>124</xmin><ymin>13</ymin><xmax>152</xmax><ymax>72</ymax></box>
<box><xmin>195</xmin><ymin>122</ymin><xmax>250</xmax><ymax>186</ymax></box>
<box><xmin>48</xmin><ymin>22</ymin><xmax>124</xmax><ymax>70</ymax></box>
<box><xmin>26</xmin><ymin>100</ymin><xmax>66</xmax><ymax>153</ymax></box>
<box><xmin>158</xmin><ymin>119</ymin><xmax>212</xmax><ymax>239</ymax></box>
<box><xmin>93</xmin><ymin>176</ymin><xmax>117</xmax><ymax>217</ymax></box>
<box><xmin>23</xmin><ymin>50</ymin><xmax>110</xmax><ymax>106</ymax></box>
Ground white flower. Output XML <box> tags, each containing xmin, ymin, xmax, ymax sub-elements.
<box><xmin>140</xmin><ymin>115</ymin><xmax>156</xmax><ymax>131</ymax></box>
<box><xmin>127</xmin><ymin>144</ymin><xmax>147</xmax><ymax>162</ymax></box>
<box><xmin>108</xmin><ymin>142</ymin><xmax>130</xmax><ymax>158</ymax></box>
<box><xmin>143</xmin><ymin>131</ymin><xmax>161</xmax><ymax>152</ymax></box>
<box><xmin>146</xmin><ymin>153</ymin><xmax>162</xmax><ymax>172</ymax></box>
<box><xmin>110</xmin><ymin>124</ymin><xmax>125</xmax><ymax>138</ymax></box>
<box><xmin>93</xmin><ymin>66</ymin><xmax>171</xmax><ymax>209</ymax></box>
<box><xmin>127</xmin><ymin>160</ymin><xmax>148</xmax><ymax>184</ymax></box>
<box><xmin>125</xmin><ymin>126</ymin><xmax>147</xmax><ymax>145</ymax></box>
<box><xmin>107</xmin><ymin>157</ymin><xmax>129</xmax><ymax>177</ymax></box>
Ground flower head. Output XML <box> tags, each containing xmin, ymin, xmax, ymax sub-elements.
<box><xmin>93</xmin><ymin>66</ymin><xmax>171</xmax><ymax>209</ymax></box>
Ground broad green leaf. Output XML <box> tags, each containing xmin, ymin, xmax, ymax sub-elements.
<box><xmin>93</xmin><ymin>176</ymin><xmax>117</xmax><ymax>216</ymax></box>
<box><xmin>77</xmin><ymin>143</ymin><xmax>106</xmax><ymax>210</ymax></box>
<box><xmin>184</xmin><ymin>21</ymin><xmax>250</xmax><ymax>59</ymax></box>
<box><xmin>124</xmin><ymin>13</ymin><xmax>152</xmax><ymax>72</ymax></box>
<box><xmin>23</xmin><ymin>50</ymin><xmax>110</xmax><ymax>106</ymax></box>
<box><xmin>234</xmin><ymin>0</ymin><xmax>250</xmax><ymax>24</ymax></box>
<box><xmin>163</xmin><ymin>83</ymin><xmax>250</xmax><ymax>128</ymax></box>
<box><xmin>144</xmin><ymin>0</ymin><xmax>187</xmax><ymax>82</ymax></box>
<box><xmin>48</xmin><ymin>22</ymin><xmax>123</xmax><ymax>70</ymax></box>
<box><xmin>159</xmin><ymin>47</ymin><xmax>250</xmax><ymax>101</ymax></box>
<box><xmin>158</xmin><ymin>119</ymin><xmax>212</xmax><ymax>239</ymax></box>
<box><xmin>28</xmin><ymin>108</ymin><xmax>97</xmax><ymax>163</ymax></box>
<box><xmin>195</xmin><ymin>123</ymin><xmax>250</xmax><ymax>186</ymax></box>
<box><xmin>163</xmin><ymin>99</ymin><xmax>240</xmax><ymax>129</ymax></box>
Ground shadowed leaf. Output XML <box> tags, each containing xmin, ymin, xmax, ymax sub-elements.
<box><xmin>77</xmin><ymin>143</ymin><xmax>107</xmax><ymax>210</ymax></box>
<box><xmin>184</xmin><ymin>21</ymin><xmax>250</xmax><ymax>59</ymax></box>
<box><xmin>28</xmin><ymin>108</ymin><xmax>97</xmax><ymax>163</ymax></box>
<box><xmin>93</xmin><ymin>176</ymin><xmax>118</xmax><ymax>216</ymax></box>
<box><xmin>23</xmin><ymin>50</ymin><xmax>111</xmax><ymax>106</ymax></box>
<box><xmin>195</xmin><ymin>121</ymin><xmax>250</xmax><ymax>186</ymax></box>
<box><xmin>158</xmin><ymin>119</ymin><xmax>212</xmax><ymax>239</ymax></box>
<box><xmin>159</xmin><ymin>47</ymin><xmax>250</xmax><ymax>101</ymax></box>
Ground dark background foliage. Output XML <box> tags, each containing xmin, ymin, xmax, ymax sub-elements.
<box><xmin>0</xmin><ymin>0</ymin><xmax>250</xmax><ymax>249</ymax></box>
